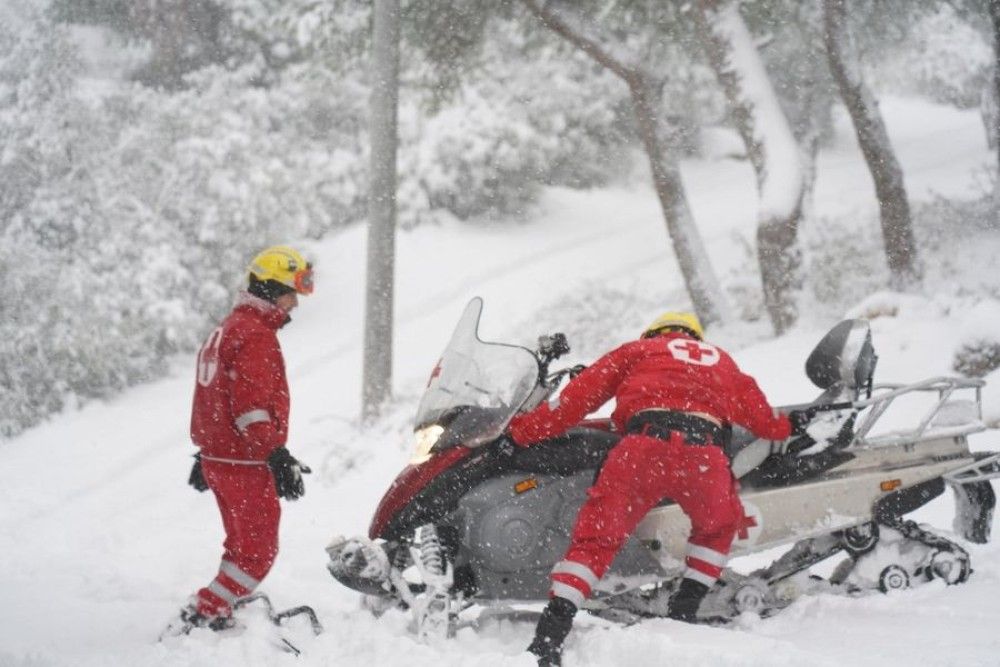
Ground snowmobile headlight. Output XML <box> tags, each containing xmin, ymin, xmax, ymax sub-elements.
<box><xmin>410</xmin><ymin>425</ymin><xmax>444</xmax><ymax>464</ymax></box>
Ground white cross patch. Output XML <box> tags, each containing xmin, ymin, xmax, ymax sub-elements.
<box><xmin>666</xmin><ymin>338</ymin><xmax>720</xmax><ymax>366</ymax></box>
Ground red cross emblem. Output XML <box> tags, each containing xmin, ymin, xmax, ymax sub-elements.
<box><xmin>426</xmin><ymin>359</ymin><xmax>443</xmax><ymax>387</ymax></box>
<box><xmin>666</xmin><ymin>338</ymin><xmax>720</xmax><ymax>366</ymax></box>
<box><xmin>736</xmin><ymin>511</ymin><xmax>758</xmax><ymax>540</ymax></box>
<box><xmin>681</xmin><ymin>341</ymin><xmax>714</xmax><ymax>362</ymax></box>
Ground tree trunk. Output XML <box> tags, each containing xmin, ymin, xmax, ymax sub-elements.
<box><xmin>629</xmin><ymin>74</ymin><xmax>728</xmax><ymax>326</ymax></box>
<box><xmin>989</xmin><ymin>0</ymin><xmax>1000</xmax><ymax>187</ymax></box>
<box><xmin>696</xmin><ymin>0</ymin><xmax>805</xmax><ymax>334</ymax></box>
<box><xmin>519</xmin><ymin>0</ymin><xmax>730</xmax><ymax>328</ymax></box>
<box><xmin>823</xmin><ymin>0</ymin><xmax>921</xmax><ymax>290</ymax></box>
<box><xmin>363</xmin><ymin>0</ymin><xmax>400</xmax><ymax>422</ymax></box>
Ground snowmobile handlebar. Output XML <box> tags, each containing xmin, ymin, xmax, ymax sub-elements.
<box><xmin>545</xmin><ymin>363</ymin><xmax>587</xmax><ymax>386</ymax></box>
<box><xmin>807</xmin><ymin>401</ymin><xmax>856</xmax><ymax>413</ymax></box>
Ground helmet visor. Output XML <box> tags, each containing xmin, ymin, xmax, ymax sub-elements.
<box><xmin>294</xmin><ymin>266</ymin><xmax>314</xmax><ymax>295</ymax></box>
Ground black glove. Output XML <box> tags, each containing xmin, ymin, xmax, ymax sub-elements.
<box><xmin>494</xmin><ymin>432</ymin><xmax>517</xmax><ymax>457</ymax></box>
<box><xmin>788</xmin><ymin>407</ymin><xmax>819</xmax><ymax>436</ymax></box>
<box><xmin>267</xmin><ymin>447</ymin><xmax>311</xmax><ymax>500</ymax></box>
<box><xmin>188</xmin><ymin>453</ymin><xmax>209</xmax><ymax>492</ymax></box>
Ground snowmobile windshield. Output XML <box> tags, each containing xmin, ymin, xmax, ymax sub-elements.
<box><xmin>414</xmin><ymin>298</ymin><xmax>540</xmax><ymax>448</ymax></box>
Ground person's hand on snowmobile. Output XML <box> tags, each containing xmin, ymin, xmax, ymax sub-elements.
<box><xmin>267</xmin><ymin>446</ymin><xmax>312</xmax><ymax>500</ymax></box>
<box><xmin>787</xmin><ymin>406</ymin><xmax>820</xmax><ymax>436</ymax></box>
<box><xmin>492</xmin><ymin>432</ymin><xmax>518</xmax><ymax>457</ymax></box>
<box><xmin>188</xmin><ymin>453</ymin><xmax>209</xmax><ymax>492</ymax></box>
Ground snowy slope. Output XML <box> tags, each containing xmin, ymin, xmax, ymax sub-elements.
<box><xmin>1</xmin><ymin>98</ymin><xmax>999</xmax><ymax>667</ymax></box>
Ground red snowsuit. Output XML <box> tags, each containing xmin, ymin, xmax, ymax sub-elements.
<box><xmin>188</xmin><ymin>292</ymin><xmax>291</xmax><ymax>617</ymax></box>
<box><xmin>509</xmin><ymin>331</ymin><xmax>790</xmax><ymax>607</ymax></box>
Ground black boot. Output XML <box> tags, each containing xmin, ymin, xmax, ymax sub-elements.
<box><xmin>160</xmin><ymin>604</ymin><xmax>236</xmax><ymax>639</ymax></box>
<box><xmin>527</xmin><ymin>597</ymin><xmax>577</xmax><ymax>666</ymax></box>
<box><xmin>667</xmin><ymin>578</ymin><xmax>710</xmax><ymax>623</ymax></box>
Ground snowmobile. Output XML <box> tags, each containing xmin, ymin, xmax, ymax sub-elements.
<box><xmin>326</xmin><ymin>297</ymin><xmax>1000</xmax><ymax>638</ymax></box>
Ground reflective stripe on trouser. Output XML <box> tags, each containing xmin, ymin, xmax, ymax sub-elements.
<box><xmin>549</xmin><ymin>560</ymin><xmax>600</xmax><ymax>607</ymax></box>
<box><xmin>551</xmin><ymin>433</ymin><xmax>743</xmax><ymax>604</ymax></box>
<box><xmin>684</xmin><ymin>543</ymin><xmax>729</xmax><ymax>587</ymax></box>
<box><xmin>195</xmin><ymin>460</ymin><xmax>281</xmax><ymax>617</ymax></box>
<box><xmin>199</xmin><ymin>560</ymin><xmax>263</xmax><ymax>612</ymax></box>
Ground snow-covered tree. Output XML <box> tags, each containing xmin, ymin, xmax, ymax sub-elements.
<box><xmin>518</xmin><ymin>0</ymin><xmax>732</xmax><ymax>329</ymax></box>
<box><xmin>50</xmin><ymin>0</ymin><xmax>236</xmax><ymax>88</ymax></box>
<box><xmin>741</xmin><ymin>0</ymin><xmax>838</xmax><ymax>210</ymax></box>
<box><xmin>989</xmin><ymin>1</ymin><xmax>1000</xmax><ymax>186</ymax></box>
<box><xmin>823</xmin><ymin>0</ymin><xmax>921</xmax><ymax>290</ymax></box>
<box><xmin>695</xmin><ymin>0</ymin><xmax>805</xmax><ymax>333</ymax></box>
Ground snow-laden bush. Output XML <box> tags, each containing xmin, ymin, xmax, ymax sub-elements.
<box><xmin>405</xmin><ymin>64</ymin><xmax>627</xmax><ymax>222</ymax></box>
<box><xmin>0</xmin><ymin>12</ymin><xmax>331</xmax><ymax>437</ymax></box>
<box><xmin>798</xmin><ymin>219</ymin><xmax>887</xmax><ymax>316</ymax></box>
<box><xmin>871</xmin><ymin>5</ymin><xmax>992</xmax><ymax>109</ymax></box>
<box><xmin>0</xmin><ymin>7</ymin><xmax>196</xmax><ymax>437</ymax></box>
<box><xmin>954</xmin><ymin>341</ymin><xmax>1000</xmax><ymax>378</ymax></box>
<box><xmin>798</xmin><ymin>191</ymin><xmax>1000</xmax><ymax>322</ymax></box>
<box><xmin>105</xmin><ymin>60</ymin><xmax>369</xmax><ymax>301</ymax></box>
<box><xmin>953</xmin><ymin>300</ymin><xmax>1000</xmax><ymax>378</ymax></box>
<box><xmin>913</xmin><ymin>193</ymin><xmax>1000</xmax><ymax>301</ymax></box>
<box><xmin>399</xmin><ymin>17</ymin><xmax>632</xmax><ymax>224</ymax></box>
<box><xmin>0</xmin><ymin>3</ymin><xmax>635</xmax><ymax>437</ymax></box>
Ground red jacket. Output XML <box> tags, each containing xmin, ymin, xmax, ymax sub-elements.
<box><xmin>190</xmin><ymin>293</ymin><xmax>291</xmax><ymax>462</ymax></box>
<box><xmin>510</xmin><ymin>332</ymin><xmax>791</xmax><ymax>445</ymax></box>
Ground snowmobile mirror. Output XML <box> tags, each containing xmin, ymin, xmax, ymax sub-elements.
<box><xmin>537</xmin><ymin>333</ymin><xmax>570</xmax><ymax>362</ymax></box>
<box><xmin>805</xmin><ymin>319</ymin><xmax>877</xmax><ymax>391</ymax></box>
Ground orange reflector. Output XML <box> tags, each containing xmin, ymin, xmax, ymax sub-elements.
<box><xmin>880</xmin><ymin>479</ymin><xmax>902</xmax><ymax>492</ymax></box>
<box><xmin>514</xmin><ymin>478</ymin><xmax>538</xmax><ymax>494</ymax></box>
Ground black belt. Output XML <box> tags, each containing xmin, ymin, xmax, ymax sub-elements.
<box><xmin>625</xmin><ymin>410</ymin><xmax>731</xmax><ymax>447</ymax></box>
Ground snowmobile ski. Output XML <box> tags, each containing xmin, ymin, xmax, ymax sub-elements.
<box><xmin>160</xmin><ymin>592</ymin><xmax>322</xmax><ymax>655</ymax></box>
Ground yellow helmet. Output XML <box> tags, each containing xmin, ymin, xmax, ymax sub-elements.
<box><xmin>248</xmin><ymin>245</ymin><xmax>314</xmax><ymax>295</ymax></box>
<box><xmin>642</xmin><ymin>311</ymin><xmax>704</xmax><ymax>340</ymax></box>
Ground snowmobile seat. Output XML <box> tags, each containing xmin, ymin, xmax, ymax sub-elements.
<box><xmin>509</xmin><ymin>426</ymin><xmax>621</xmax><ymax>475</ymax></box>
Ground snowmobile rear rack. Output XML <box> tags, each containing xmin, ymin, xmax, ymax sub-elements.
<box><xmin>849</xmin><ymin>377</ymin><xmax>987</xmax><ymax>447</ymax></box>
<box><xmin>943</xmin><ymin>452</ymin><xmax>1000</xmax><ymax>484</ymax></box>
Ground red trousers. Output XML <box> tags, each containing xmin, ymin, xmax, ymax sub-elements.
<box><xmin>194</xmin><ymin>461</ymin><xmax>281</xmax><ymax>617</ymax></box>
<box><xmin>550</xmin><ymin>433</ymin><xmax>744</xmax><ymax>606</ymax></box>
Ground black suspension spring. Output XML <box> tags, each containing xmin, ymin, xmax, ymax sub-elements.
<box><xmin>418</xmin><ymin>524</ymin><xmax>445</xmax><ymax>576</ymax></box>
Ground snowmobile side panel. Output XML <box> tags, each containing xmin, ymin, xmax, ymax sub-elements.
<box><xmin>372</xmin><ymin>447</ymin><xmax>486</xmax><ymax>541</ymax></box>
<box><xmin>456</xmin><ymin>471</ymin><xmax>664</xmax><ymax>601</ymax></box>
<box><xmin>739</xmin><ymin>448</ymin><xmax>856</xmax><ymax>488</ymax></box>
<box><xmin>874</xmin><ymin>478</ymin><xmax>945</xmax><ymax>522</ymax></box>
<box><xmin>637</xmin><ymin>436</ymin><xmax>978</xmax><ymax>560</ymax></box>
<box><xmin>372</xmin><ymin>428</ymin><xmax>619</xmax><ymax>541</ymax></box>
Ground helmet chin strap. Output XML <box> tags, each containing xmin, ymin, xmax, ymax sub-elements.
<box><xmin>248</xmin><ymin>275</ymin><xmax>296</xmax><ymax>303</ymax></box>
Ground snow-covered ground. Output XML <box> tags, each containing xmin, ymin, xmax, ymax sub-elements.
<box><xmin>1</xmin><ymin>98</ymin><xmax>999</xmax><ymax>667</ymax></box>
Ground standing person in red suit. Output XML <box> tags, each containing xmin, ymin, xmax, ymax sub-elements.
<box><xmin>509</xmin><ymin>312</ymin><xmax>813</xmax><ymax>666</ymax></box>
<box><xmin>165</xmin><ymin>245</ymin><xmax>315</xmax><ymax>635</ymax></box>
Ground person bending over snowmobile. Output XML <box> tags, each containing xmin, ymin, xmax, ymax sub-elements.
<box><xmin>165</xmin><ymin>245</ymin><xmax>314</xmax><ymax>635</ymax></box>
<box><xmin>508</xmin><ymin>311</ymin><xmax>812</xmax><ymax>666</ymax></box>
